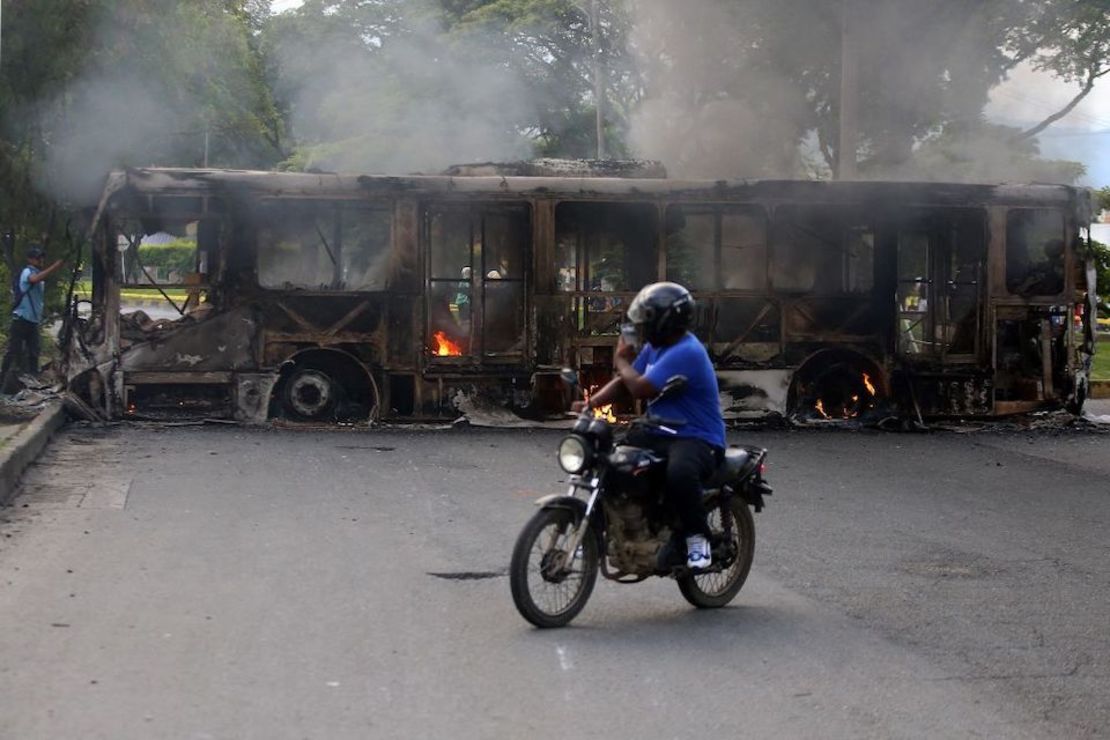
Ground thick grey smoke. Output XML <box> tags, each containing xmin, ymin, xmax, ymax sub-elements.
<box><xmin>34</xmin><ymin>5</ymin><xmax>267</xmax><ymax>206</ymax></box>
<box><xmin>627</xmin><ymin>0</ymin><xmax>810</xmax><ymax>179</ymax></box>
<box><xmin>271</xmin><ymin>11</ymin><xmax>535</xmax><ymax>173</ymax></box>
<box><xmin>625</xmin><ymin>0</ymin><xmax>1092</xmax><ymax>185</ymax></box>
<box><xmin>37</xmin><ymin>73</ymin><xmax>196</xmax><ymax>205</ymax></box>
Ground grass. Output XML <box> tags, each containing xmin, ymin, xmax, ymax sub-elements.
<box><xmin>1094</xmin><ymin>337</ymin><xmax>1110</xmax><ymax>381</ymax></box>
<box><xmin>75</xmin><ymin>281</ymin><xmax>191</xmax><ymax>303</ymax></box>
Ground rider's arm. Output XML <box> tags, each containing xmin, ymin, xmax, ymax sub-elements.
<box><xmin>614</xmin><ymin>353</ymin><xmax>659</xmax><ymax>400</ymax></box>
<box><xmin>27</xmin><ymin>260</ymin><xmax>64</xmax><ymax>284</ymax></box>
<box><xmin>583</xmin><ymin>375</ymin><xmax>626</xmax><ymax>410</ymax></box>
<box><xmin>614</xmin><ymin>337</ymin><xmax>659</xmax><ymax>400</ymax></box>
<box><xmin>576</xmin><ymin>337</ymin><xmax>657</xmax><ymax>411</ymax></box>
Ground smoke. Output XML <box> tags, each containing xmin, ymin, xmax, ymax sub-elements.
<box><xmin>626</xmin><ymin>0</ymin><xmax>810</xmax><ymax>179</ymax></box>
<box><xmin>32</xmin><ymin>2</ymin><xmax>274</xmax><ymax>206</ymax></box>
<box><xmin>269</xmin><ymin>8</ymin><xmax>535</xmax><ymax>173</ymax></box>
<box><xmin>27</xmin><ymin>0</ymin><xmax>1103</xmax><ymax>198</ymax></box>
<box><xmin>36</xmin><ymin>73</ymin><xmax>198</xmax><ymax>206</ymax></box>
<box><xmin>624</xmin><ymin>0</ymin><xmax>1091</xmax><ymax>185</ymax></box>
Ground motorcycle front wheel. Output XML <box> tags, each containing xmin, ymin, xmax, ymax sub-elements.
<box><xmin>677</xmin><ymin>494</ymin><xmax>755</xmax><ymax>609</ymax></box>
<box><xmin>510</xmin><ymin>507</ymin><xmax>599</xmax><ymax>628</ymax></box>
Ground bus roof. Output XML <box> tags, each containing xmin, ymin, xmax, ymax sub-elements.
<box><xmin>102</xmin><ymin>167</ymin><xmax>1089</xmax><ymax>210</ymax></box>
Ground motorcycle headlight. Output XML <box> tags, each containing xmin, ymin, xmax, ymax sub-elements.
<box><xmin>557</xmin><ymin>435</ymin><xmax>590</xmax><ymax>474</ymax></box>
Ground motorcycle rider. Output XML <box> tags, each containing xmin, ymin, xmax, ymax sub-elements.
<box><xmin>573</xmin><ymin>282</ymin><xmax>725</xmax><ymax>570</ymax></box>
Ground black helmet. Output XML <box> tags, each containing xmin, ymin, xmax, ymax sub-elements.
<box><xmin>627</xmin><ymin>282</ymin><xmax>695</xmax><ymax>345</ymax></box>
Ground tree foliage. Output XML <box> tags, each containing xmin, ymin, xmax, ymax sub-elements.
<box><xmin>0</xmin><ymin>0</ymin><xmax>282</xmax><ymax>317</ymax></box>
<box><xmin>1007</xmin><ymin>0</ymin><xmax>1110</xmax><ymax>140</ymax></box>
<box><xmin>1</xmin><ymin>0</ymin><xmax>1106</xmax><ymax>263</ymax></box>
<box><xmin>1096</xmin><ymin>186</ymin><xmax>1110</xmax><ymax>214</ymax></box>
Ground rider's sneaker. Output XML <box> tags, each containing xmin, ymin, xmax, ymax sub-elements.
<box><xmin>686</xmin><ymin>535</ymin><xmax>712</xmax><ymax>570</ymax></box>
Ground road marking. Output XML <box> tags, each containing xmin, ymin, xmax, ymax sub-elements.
<box><xmin>556</xmin><ymin>645</ymin><xmax>572</xmax><ymax>671</ymax></box>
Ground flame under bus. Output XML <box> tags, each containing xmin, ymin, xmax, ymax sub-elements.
<box><xmin>62</xmin><ymin>168</ymin><xmax>1096</xmax><ymax>424</ymax></box>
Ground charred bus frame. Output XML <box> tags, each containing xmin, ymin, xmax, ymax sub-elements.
<box><xmin>62</xmin><ymin>168</ymin><xmax>1096</xmax><ymax>423</ymax></box>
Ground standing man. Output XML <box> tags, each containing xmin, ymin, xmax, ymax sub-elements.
<box><xmin>2</xmin><ymin>245</ymin><xmax>64</xmax><ymax>392</ymax></box>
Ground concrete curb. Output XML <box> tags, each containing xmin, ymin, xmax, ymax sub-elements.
<box><xmin>0</xmin><ymin>401</ymin><xmax>67</xmax><ymax>506</ymax></box>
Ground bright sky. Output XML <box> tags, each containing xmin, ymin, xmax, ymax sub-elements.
<box><xmin>988</xmin><ymin>62</ymin><xmax>1110</xmax><ymax>186</ymax></box>
<box><xmin>271</xmin><ymin>0</ymin><xmax>304</xmax><ymax>12</ymax></box>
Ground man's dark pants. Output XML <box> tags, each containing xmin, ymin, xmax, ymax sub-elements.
<box><xmin>625</xmin><ymin>430</ymin><xmax>722</xmax><ymax>538</ymax></box>
<box><xmin>1</xmin><ymin>317</ymin><xmax>41</xmax><ymax>392</ymax></box>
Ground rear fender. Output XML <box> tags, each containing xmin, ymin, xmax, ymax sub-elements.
<box><xmin>738</xmin><ymin>478</ymin><xmax>773</xmax><ymax>513</ymax></box>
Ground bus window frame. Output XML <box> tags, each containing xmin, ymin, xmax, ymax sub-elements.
<box><xmin>662</xmin><ymin>203</ymin><xmax>770</xmax><ymax>293</ymax></box>
<box><xmin>253</xmin><ymin>199</ymin><xmax>395</xmax><ymax>295</ymax></box>
<box><xmin>1004</xmin><ymin>207</ymin><xmax>1068</xmax><ymax>300</ymax></box>
<box><xmin>553</xmin><ymin>200</ymin><xmax>662</xmax><ymax>340</ymax></box>
<box><xmin>895</xmin><ymin>207</ymin><xmax>988</xmax><ymax>364</ymax></box>
<box><xmin>423</xmin><ymin>201</ymin><xmax>532</xmax><ymax>366</ymax></box>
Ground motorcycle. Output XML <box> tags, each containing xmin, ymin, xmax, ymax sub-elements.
<box><xmin>510</xmin><ymin>373</ymin><xmax>772</xmax><ymax>628</ymax></box>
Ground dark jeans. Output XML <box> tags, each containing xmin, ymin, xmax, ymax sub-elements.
<box><xmin>625</xmin><ymin>429</ymin><xmax>722</xmax><ymax>538</ymax></box>
<box><xmin>1</xmin><ymin>317</ymin><xmax>41</xmax><ymax>393</ymax></box>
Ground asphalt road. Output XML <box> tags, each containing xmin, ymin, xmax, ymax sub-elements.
<box><xmin>1</xmin><ymin>421</ymin><xmax>1108</xmax><ymax>739</ymax></box>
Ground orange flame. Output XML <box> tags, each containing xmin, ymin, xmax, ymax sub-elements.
<box><xmin>593</xmin><ymin>404</ymin><xmax>617</xmax><ymax>423</ymax></box>
<box><xmin>431</xmin><ymin>331</ymin><xmax>463</xmax><ymax>356</ymax></box>
<box><xmin>863</xmin><ymin>373</ymin><xmax>876</xmax><ymax>396</ymax></box>
<box><xmin>815</xmin><ymin>399</ymin><xmax>829</xmax><ymax>419</ymax></box>
<box><xmin>584</xmin><ymin>386</ymin><xmax>617</xmax><ymax>422</ymax></box>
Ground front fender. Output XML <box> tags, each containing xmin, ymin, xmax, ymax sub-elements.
<box><xmin>534</xmin><ymin>494</ymin><xmax>587</xmax><ymax>517</ymax></box>
<box><xmin>533</xmin><ymin>495</ymin><xmax>604</xmax><ymax>550</ymax></box>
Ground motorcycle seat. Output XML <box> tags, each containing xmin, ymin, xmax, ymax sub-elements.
<box><xmin>705</xmin><ymin>447</ymin><xmax>751</xmax><ymax>489</ymax></box>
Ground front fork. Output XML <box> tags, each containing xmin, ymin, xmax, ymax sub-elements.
<box><xmin>555</xmin><ymin>476</ymin><xmax>600</xmax><ymax>572</ymax></box>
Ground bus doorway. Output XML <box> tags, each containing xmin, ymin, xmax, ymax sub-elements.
<box><xmin>896</xmin><ymin>210</ymin><xmax>986</xmax><ymax>363</ymax></box>
<box><xmin>894</xmin><ymin>209</ymin><xmax>989</xmax><ymax>415</ymax></box>
<box><xmin>425</xmin><ymin>204</ymin><xmax>530</xmax><ymax>363</ymax></box>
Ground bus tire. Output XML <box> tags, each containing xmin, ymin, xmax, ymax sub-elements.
<box><xmin>282</xmin><ymin>367</ymin><xmax>339</xmax><ymax>421</ymax></box>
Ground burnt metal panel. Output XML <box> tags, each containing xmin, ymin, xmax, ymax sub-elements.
<box><xmin>119</xmin><ymin>306</ymin><xmax>258</xmax><ymax>373</ymax></box>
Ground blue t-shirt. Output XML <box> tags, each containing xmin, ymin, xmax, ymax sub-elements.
<box><xmin>13</xmin><ymin>267</ymin><xmax>43</xmax><ymax>324</ymax></box>
<box><xmin>633</xmin><ymin>332</ymin><xmax>726</xmax><ymax>449</ymax></box>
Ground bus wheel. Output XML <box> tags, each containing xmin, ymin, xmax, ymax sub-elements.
<box><xmin>789</xmin><ymin>350</ymin><xmax>885</xmax><ymax>421</ymax></box>
<box><xmin>282</xmin><ymin>368</ymin><xmax>338</xmax><ymax>421</ymax></box>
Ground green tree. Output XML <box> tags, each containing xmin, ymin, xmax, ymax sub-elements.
<box><xmin>450</xmin><ymin>0</ymin><xmax>639</xmax><ymax>158</ymax></box>
<box><xmin>1007</xmin><ymin>0</ymin><xmax>1110</xmax><ymax>141</ymax></box>
<box><xmin>0</xmin><ymin>0</ymin><xmax>284</xmax><ymax>321</ymax></box>
<box><xmin>1095</xmin><ymin>186</ymin><xmax>1110</xmax><ymax>214</ymax></box>
<box><xmin>625</xmin><ymin>1</ymin><xmax>1024</xmax><ymax>177</ymax></box>
<box><xmin>263</xmin><ymin>0</ymin><xmax>641</xmax><ymax>171</ymax></box>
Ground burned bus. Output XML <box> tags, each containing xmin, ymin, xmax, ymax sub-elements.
<box><xmin>60</xmin><ymin>167</ymin><xmax>1096</xmax><ymax>423</ymax></box>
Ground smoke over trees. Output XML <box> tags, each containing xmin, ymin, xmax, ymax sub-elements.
<box><xmin>1</xmin><ymin>0</ymin><xmax>1107</xmax><ymax>255</ymax></box>
<box><xmin>626</xmin><ymin>0</ymin><xmax>1101</xmax><ymax>181</ymax></box>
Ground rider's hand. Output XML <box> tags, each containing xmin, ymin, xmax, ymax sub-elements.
<box><xmin>615</xmin><ymin>336</ymin><xmax>636</xmax><ymax>362</ymax></box>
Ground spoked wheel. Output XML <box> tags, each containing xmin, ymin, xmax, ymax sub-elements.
<box><xmin>677</xmin><ymin>494</ymin><xmax>755</xmax><ymax>609</ymax></box>
<box><xmin>510</xmin><ymin>507</ymin><xmax>599</xmax><ymax>628</ymax></box>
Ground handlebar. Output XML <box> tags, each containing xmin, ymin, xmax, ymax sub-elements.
<box><xmin>570</xmin><ymin>410</ymin><xmax>686</xmax><ymax>434</ymax></box>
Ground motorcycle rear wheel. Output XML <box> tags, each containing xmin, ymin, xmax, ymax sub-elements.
<box><xmin>677</xmin><ymin>495</ymin><xmax>755</xmax><ymax>609</ymax></box>
<box><xmin>510</xmin><ymin>507</ymin><xmax>599</xmax><ymax>628</ymax></box>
